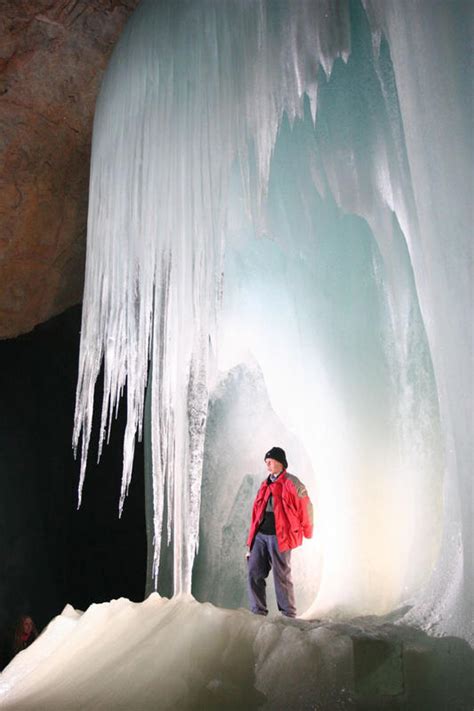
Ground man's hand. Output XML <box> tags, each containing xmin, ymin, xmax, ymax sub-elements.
<box><xmin>245</xmin><ymin>546</ymin><xmax>251</xmax><ymax>560</ymax></box>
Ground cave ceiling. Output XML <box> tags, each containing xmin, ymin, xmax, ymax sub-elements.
<box><xmin>0</xmin><ymin>0</ymin><xmax>140</xmax><ymax>339</ymax></box>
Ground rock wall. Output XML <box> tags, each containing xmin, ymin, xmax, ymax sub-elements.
<box><xmin>0</xmin><ymin>0</ymin><xmax>139</xmax><ymax>338</ymax></box>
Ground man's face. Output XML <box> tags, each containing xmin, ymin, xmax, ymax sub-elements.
<box><xmin>265</xmin><ymin>458</ymin><xmax>283</xmax><ymax>475</ymax></box>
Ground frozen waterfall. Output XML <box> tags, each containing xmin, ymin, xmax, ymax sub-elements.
<box><xmin>73</xmin><ymin>0</ymin><xmax>472</xmax><ymax>640</ymax></box>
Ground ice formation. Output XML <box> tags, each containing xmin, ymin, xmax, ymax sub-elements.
<box><xmin>73</xmin><ymin>0</ymin><xmax>472</xmax><ymax>640</ymax></box>
<box><xmin>1</xmin><ymin>596</ymin><xmax>473</xmax><ymax>710</ymax></box>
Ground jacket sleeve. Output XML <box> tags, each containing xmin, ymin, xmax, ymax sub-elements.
<box><xmin>300</xmin><ymin>491</ymin><xmax>313</xmax><ymax>538</ymax></box>
<box><xmin>246</xmin><ymin>481</ymin><xmax>267</xmax><ymax>547</ymax></box>
<box><xmin>292</xmin><ymin>477</ymin><xmax>313</xmax><ymax>538</ymax></box>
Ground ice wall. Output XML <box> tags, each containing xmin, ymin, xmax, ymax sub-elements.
<box><xmin>74</xmin><ymin>0</ymin><xmax>472</xmax><ymax>639</ymax></box>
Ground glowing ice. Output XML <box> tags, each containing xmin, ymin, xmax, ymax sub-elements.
<box><xmin>1</xmin><ymin>597</ymin><xmax>472</xmax><ymax>710</ymax></box>
<box><xmin>73</xmin><ymin>0</ymin><xmax>472</xmax><ymax>640</ymax></box>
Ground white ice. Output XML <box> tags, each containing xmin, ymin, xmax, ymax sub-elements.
<box><xmin>1</xmin><ymin>596</ymin><xmax>472</xmax><ymax>710</ymax></box>
<box><xmin>72</xmin><ymin>0</ymin><xmax>472</xmax><ymax>643</ymax></box>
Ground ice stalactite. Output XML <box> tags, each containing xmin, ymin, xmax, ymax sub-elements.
<box><xmin>74</xmin><ymin>0</ymin><xmax>472</xmax><ymax>639</ymax></box>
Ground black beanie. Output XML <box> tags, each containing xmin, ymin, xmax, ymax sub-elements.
<box><xmin>264</xmin><ymin>447</ymin><xmax>288</xmax><ymax>469</ymax></box>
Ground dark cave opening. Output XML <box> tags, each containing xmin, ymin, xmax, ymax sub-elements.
<box><xmin>0</xmin><ymin>305</ymin><xmax>146</xmax><ymax>668</ymax></box>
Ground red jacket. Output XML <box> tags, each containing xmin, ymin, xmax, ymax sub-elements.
<box><xmin>247</xmin><ymin>471</ymin><xmax>313</xmax><ymax>552</ymax></box>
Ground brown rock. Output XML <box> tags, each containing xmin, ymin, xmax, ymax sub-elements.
<box><xmin>0</xmin><ymin>0</ymin><xmax>140</xmax><ymax>338</ymax></box>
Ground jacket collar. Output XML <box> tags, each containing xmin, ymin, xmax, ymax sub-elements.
<box><xmin>266</xmin><ymin>469</ymin><xmax>287</xmax><ymax>485</ymax></box>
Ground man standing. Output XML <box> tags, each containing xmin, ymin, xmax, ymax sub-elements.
<box><xmin>246</xmin><ymin>446</ymin><xmax>313</xmax><ymax>618</ymax></box>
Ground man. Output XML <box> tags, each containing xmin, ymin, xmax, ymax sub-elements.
<box><xmin>246</xmin><ymin>446</ymin><xmax>313</xmax><ymax>618</ymax></box>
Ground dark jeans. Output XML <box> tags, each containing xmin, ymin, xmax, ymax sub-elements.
<box><xmin>247</xmin><ymin>532</ymin><xmax>296</xmax><ymax>617</ymax></box>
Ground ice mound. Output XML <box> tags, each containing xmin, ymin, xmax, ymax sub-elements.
<box><xmin>1</xmin><ymin>596</ymin><xmax>472</xmax><ymax>710</ymax></box>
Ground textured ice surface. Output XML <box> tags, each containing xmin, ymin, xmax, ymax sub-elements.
<box><xmin>1</xmin><ymin>597</ymin><xmax>473</xmax><ymax>711</ymax></box>
<box><xmin>73</xmin><ymin>0</ymin><xmax>472</xmax><ymax>639</ymax></box>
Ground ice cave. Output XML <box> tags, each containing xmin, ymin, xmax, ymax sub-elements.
<box><xmin>0</xmin><ymin>0</ymin><xmax>472</xmax><ymax>709</ymax></box>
